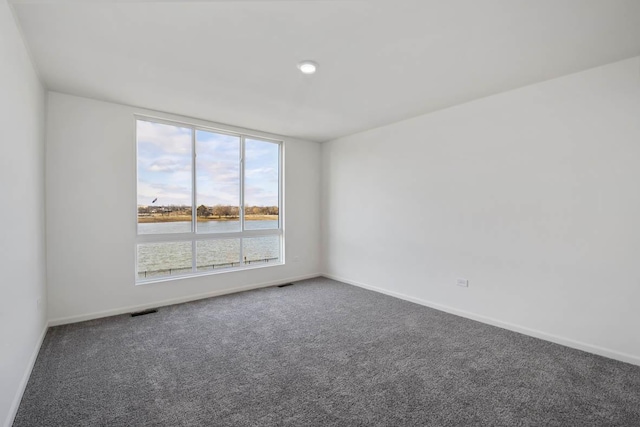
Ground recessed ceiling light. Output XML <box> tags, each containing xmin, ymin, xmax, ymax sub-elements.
<box><xmin>297</xmin><ymin>60</ymin><xmax>318</xmax><ymax>75</ymax></box>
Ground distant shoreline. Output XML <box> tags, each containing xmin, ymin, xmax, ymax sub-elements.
<box><xmin>138</xmin><ymin>214</ymin><xmax>278</xmax><ymax>223</ymax></box>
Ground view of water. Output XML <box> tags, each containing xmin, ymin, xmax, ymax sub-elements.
<box><xmin>138</xmin><ymin>218</ymin><xmax>279</xmax><ymax>234</ymax></box>
<box><xmin>137</xmin><ymin>220</ymin><xmax>280</xmax><ymax>279</ymax></box>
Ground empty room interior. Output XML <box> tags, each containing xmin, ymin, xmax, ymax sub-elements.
<box><xmin>3</xmin><ymin>0</ymin><xmax>640</xmax><ymax>425</ymax></box>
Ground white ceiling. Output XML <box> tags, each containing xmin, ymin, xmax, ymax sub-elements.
<box><xmin>11</xmin><ymin>0</ymin><xmax>640</xmax><ymax>142</ymax></box>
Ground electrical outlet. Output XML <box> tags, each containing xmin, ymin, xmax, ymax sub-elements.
<box><xmin>37</xmin><ymin>298</ymin><xmax>41</xmax><ymax>310</ymax></box>
<box><xmin>456</xmin><ymin>278</ymin><xmax>469</xmax><ymax>287</ymax></box>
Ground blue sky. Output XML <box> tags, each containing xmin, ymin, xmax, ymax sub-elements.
<box><xmin>137</xmin><ymin>120</ymin><xmax>279</xmax><ymax>207</ymax></box>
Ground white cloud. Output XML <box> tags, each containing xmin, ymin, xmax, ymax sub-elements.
<box><xmin>245</xmin><ymin>167</ymin><xmax>277</xmax><ymax>180</ymax></box>
<box><xmin>137</xmin><ymin>120</ymin><xmax>192</xmax><ymax>155</ymax></box>
<box><xmin>137</xmin><ymin>179</ymin><xmax>192</xmax><ymax>206</ymax></box>
<box><xmin>148</xmin><ymin>157</ymin><xmax>191</xmax><ymax>173</ymax></box>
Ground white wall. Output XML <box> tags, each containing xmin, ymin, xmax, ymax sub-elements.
<box><xmin>46</xmin><ymin>92</ymin><xmax>321</xmax><ymax>324</ymax></box>
<box><xmin>0</xmin><ymin>1</ymin><xmax>47</xmax><ymax>426</ymax></box>
<box><xmin>322</xmin><ymin>57</ymin><xmax>640</xmax><ymax>365</ymax></box>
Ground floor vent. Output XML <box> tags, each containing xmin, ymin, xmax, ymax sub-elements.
<box><xmin>277</xmin><ymin>283</ymin><xmax>294</xmax><ymax>288</ymax></box>
<box><xmin>131</xmin><ymin>309</ymin><xmax>158</xmax><ymax>317</ymax></box>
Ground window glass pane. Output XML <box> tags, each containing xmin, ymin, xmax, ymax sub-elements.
<box><xmin>244</xmin><ymin>139</ymin><xmax>279</xmax><ymax>230</ymax></box>
<box><xmin>137</xmin><ymin>120</ymin><xmax>193</xmax><ymax>234</ymax></box>
<box><xmin>137</xmin><ymin>242</ymin><xmax>192</xmax><ymax>279</ymax></box>
<box><xmin>196</xmin><ymin>130</ymin><xmax>241</xmax><ymax>233</ymax></box>
<box><xmin>196</xmin><ymin>239</ymin><xmax>241</xmax><ymax>272</ymax></box>
<box><xmin>243</xmin><ymin>235</ymin><xmax>280</xmax><ymax>265</ymax></box>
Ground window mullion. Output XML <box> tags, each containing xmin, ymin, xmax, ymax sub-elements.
<box><xmin>239</xmin><ymin>136</ymin><xmax>246</xmax><ymax>264</ymax></box>
<box><xmin>191</xmin><ymin>126</ymin><xmax>197</xmax><ymax>233</ymax></box>
<box><xmin>240</xmin><ymin>136</ymin><xmax>245</xmax><ymax>232</ymax></box>
<box><xmin>191</xmin><ymin>127</ymin><xmax>197</xmax><ymax>272</ymax></box>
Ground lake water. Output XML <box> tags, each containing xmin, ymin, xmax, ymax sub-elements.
<box><xmin>138</xmin><ymin>218</ymin><xmax>279</xmax><ymax>234</ymax></box>
<box><xmin>137</xmin><ymin>220</ymin><xmax>280</xmax><ymax>279</ymax></box>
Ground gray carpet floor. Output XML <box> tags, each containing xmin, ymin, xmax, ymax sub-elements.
<box><xmin>14</xmin><ymin>277</ymin><xmax>640</xmax><ymax>426</ymax></box>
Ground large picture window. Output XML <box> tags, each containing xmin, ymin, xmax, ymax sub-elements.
<box><xmin>136</xmin><ymin>117</ymin><xmax>282</xmax><ymax>282</ymax></box>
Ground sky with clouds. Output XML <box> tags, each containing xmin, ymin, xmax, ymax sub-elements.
<box><xmin>137</xmin><ymin>120</ymin><xmax>279</xmax><ymax>207</ymax></box>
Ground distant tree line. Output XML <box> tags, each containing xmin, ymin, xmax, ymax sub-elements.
<box><xmin>138</xmin><ymin>205</ymin><xmax>191</xmax><ymax>215</ymax></box>
<box><xmin>138</xmin><ymin>205</ymin><xmax>278</xmax><ymax>218</ymax></box>
<box><xmin>198</xmin><ymin>205</ymin><xmax>278</xmax><ymax>218</ymax></box>
<box><xmin>245</xmin><ymin>205</ymin><xmax>279</xmax><ymax>215</ymax></box>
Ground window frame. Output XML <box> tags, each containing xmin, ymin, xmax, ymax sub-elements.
<box><xmin>135</xmin><ymin>114</ymin><xmax>284</xmax><ymax>284</ymax></box>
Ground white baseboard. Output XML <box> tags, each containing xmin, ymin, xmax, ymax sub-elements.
<box><xmin>322</xmin><ymin>273</ymin><xmax>640</xmax><ymax>367</ymax></box>
<box><xmin>4</xmin><ymin>324</ymin><xmax>48</xmax><ymax>427</ymax></box>
<box><xmin>48</xmin><ymin>273</ymin><xmax>321</xmax><ymax>327</ymax></box>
